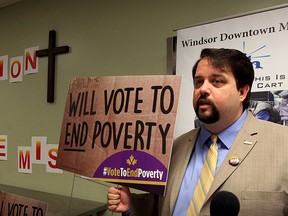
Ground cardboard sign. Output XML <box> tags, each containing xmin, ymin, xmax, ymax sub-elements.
<box><xmin>0</xmin><ymin>191</ymin><xmax>48</xmax><ymax>216</ymax></box>
<box><xmin>56</xmin><ymin>75</ymin><xmax>182</xmax><ymax>195</ymax></box>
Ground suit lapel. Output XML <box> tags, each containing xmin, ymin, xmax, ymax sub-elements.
<box><xmin>166</xmin><ymin>113</ymin><xmax>261</xmax><ymax>213</ymax></box>
<box><xmin>168</xmin><ymin>129</ymin><xmax>200</xmax><ymax>213</ymax></box>
<box><xmin>206</xmin><ymin>112</ymin><xmax>259</xmax><ymax>201</ymax></box>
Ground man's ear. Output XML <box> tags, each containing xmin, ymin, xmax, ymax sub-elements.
<box><xmin>239</xmin><ymin>84</ymin><xmax>250</xmax><ymax>102</ymax></box>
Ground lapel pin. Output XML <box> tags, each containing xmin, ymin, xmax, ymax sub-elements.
<box><xmin>229</xmin><ymin>156</ymin><xmax>240</xmax><ymax>166</ymax></box>
<box><xmin>243</xmin><ymin>140</ymin><xmax>253</xmax><ymax>145</ymax></box>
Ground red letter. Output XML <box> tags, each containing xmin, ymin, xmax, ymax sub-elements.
<box><xmin>18</xmin><ymin>147</ymin><xmax>32</xmax><ymax>173</ymax></box>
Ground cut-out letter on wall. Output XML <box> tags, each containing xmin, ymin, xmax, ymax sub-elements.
<box><xmin>24</xmin><ymin>46</ymin><xmax>39</xmax><ymax>75</ymax></box>
<box><xmin>10</xmin><ymin>56</ymin><xmax>23</xmax><ymax>83</ymax></box>
<box><xmin>0</xmin><ymin>55</ymin><xmax>8</xmax><ymax>81</ymax></box>
<box><xmin>18</xmin><ymin>146</ymin><xmax>32</xmax><ymax>173</ymax></box>
<box><xmin>0</xmin><ymin>135</ymin><xmax>8</xmax><ymax>160</ymax></box>
<box><xmin>31</xmin><ymin>136</ymin><xmax>47</xmax><ymax>164</ymax></box>
<box><xmin>46</xmin><ymin>144</ymin><xmax>62</xmax><ymax>173</ymax></box>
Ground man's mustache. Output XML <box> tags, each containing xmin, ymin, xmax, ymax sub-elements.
<box><xmin>197</xmin><ymin>95</ymin><xmax>214</xmax><ymax>106</ymax></box>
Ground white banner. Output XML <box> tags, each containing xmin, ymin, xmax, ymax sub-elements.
<box><xmin>175</xmin><ymin>5</ymin><xmax>288</xmax><ymax>138</ymax></box>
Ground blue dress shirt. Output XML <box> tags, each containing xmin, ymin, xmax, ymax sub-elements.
<box><xmin>173</xmin><ymin>110</ymin><xmax>248</xmax><ymax>216</ymax></box>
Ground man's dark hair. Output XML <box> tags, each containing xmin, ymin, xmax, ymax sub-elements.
<box><xmin>192</xmin><ymin>48</ymin><xmax>254</xmax><ymax>109</ymax></box>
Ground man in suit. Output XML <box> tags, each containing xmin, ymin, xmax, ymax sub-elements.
<box><xmin>107</xmin><ymin>48</ymin><xmax>288</xmax><ymax>216</ymax></box>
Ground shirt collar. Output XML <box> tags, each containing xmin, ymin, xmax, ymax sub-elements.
<box><xmin>198</xmin><ymin>110</ymin><xmax>248</xmax><ymax>149</ymax></box>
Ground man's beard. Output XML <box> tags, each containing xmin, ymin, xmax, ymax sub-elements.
<box><xmin>195</xmin><ymin>99</ymin><xmax>220</xmax><ymax>124</ymax></box>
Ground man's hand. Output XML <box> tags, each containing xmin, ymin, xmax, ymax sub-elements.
<box><xmin>107</xmin><ymin>186</ymin><xmax>131</xmax><ymax>213</ymax></box>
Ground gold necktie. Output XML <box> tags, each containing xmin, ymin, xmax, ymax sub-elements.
<box><xmin>186</xmin><ymin>135</ymin><xmax>218</xmax><ymax>216</ymax></box>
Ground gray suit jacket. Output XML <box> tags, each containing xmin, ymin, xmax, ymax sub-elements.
<box><xmin>130</xmin><ymin>113</ymin><xmax>288</xmax><ymax>216</ymax></box>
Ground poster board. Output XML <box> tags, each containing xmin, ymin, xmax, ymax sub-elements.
<box><xmin>175</xmin><ymin>4</ymin><xmax>288</xmax><ymax>137</ymax></box>
<box><xmin>56</xmin><ymin>75</ymin><xmax>182</xmax><ymax>195</ymax></box>
<box><xmin>0</xmin><ymin>191</ymin><xmax>48</xmax><ymax>216</ymax></box>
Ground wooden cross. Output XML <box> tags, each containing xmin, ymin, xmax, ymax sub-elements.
<box><xmin>36</xmin><ymin>30</ymin><xmax>70</xmax><ymax>103</ymax></box>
